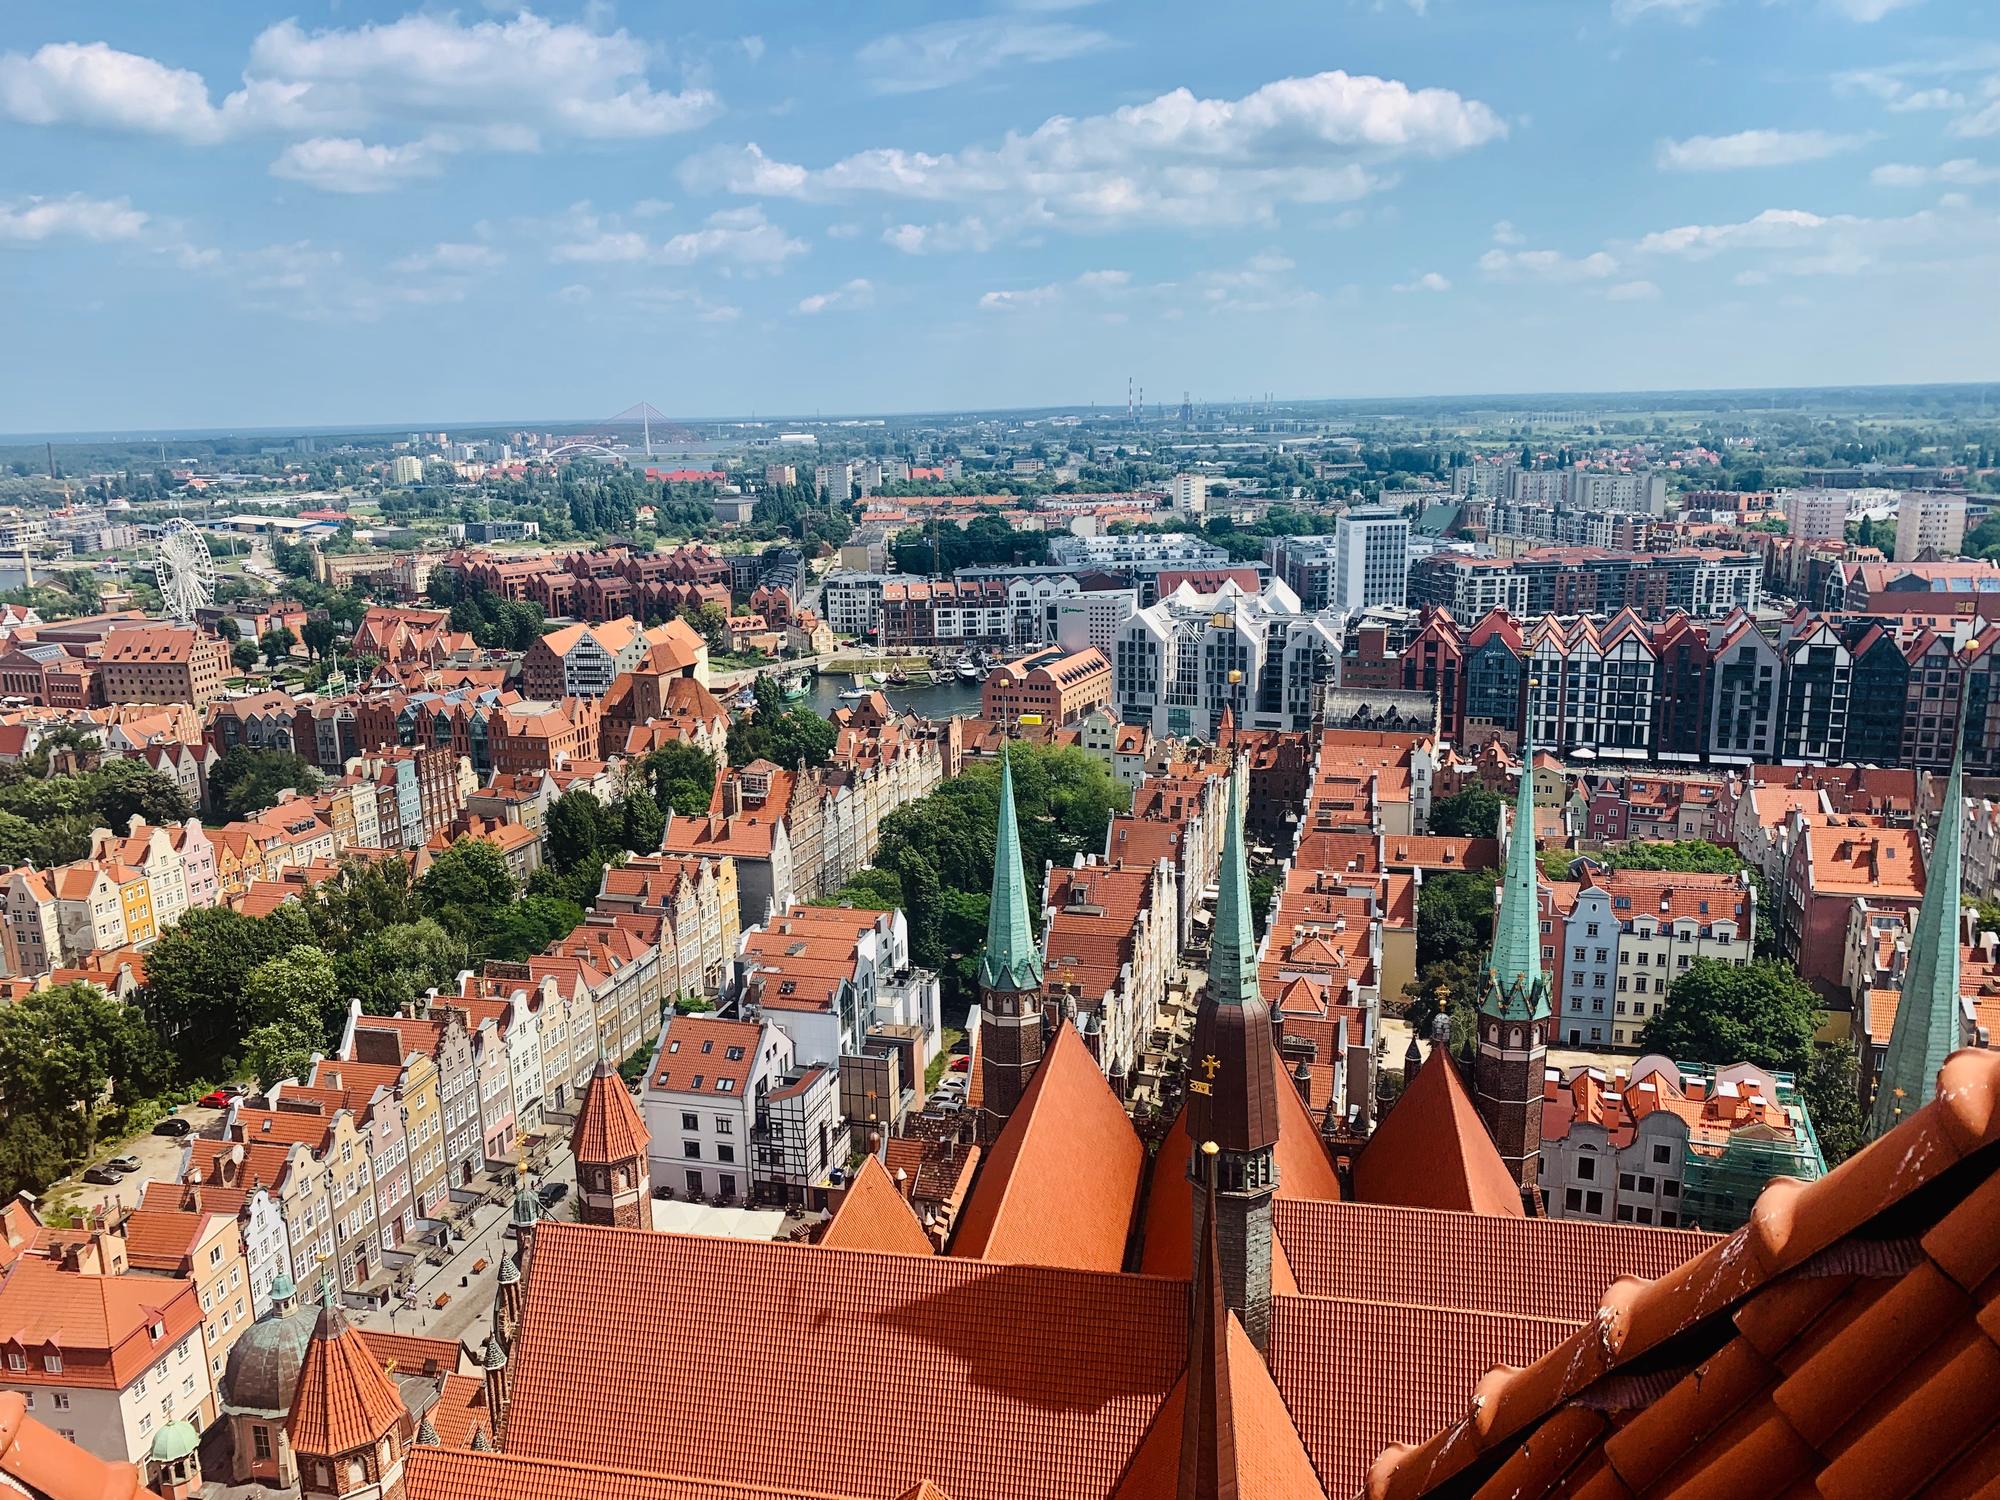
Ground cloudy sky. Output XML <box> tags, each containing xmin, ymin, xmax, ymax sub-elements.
<box><xmin>2</xmin><ymin>0</ymin><xmax>1997</xmax><ymax>432</ymax></box>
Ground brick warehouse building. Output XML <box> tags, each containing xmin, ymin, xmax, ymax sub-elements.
<box><xmin>980</xmin><ymin>645</ymin><xmax>1112</xmax><ymax>726</ymax></box>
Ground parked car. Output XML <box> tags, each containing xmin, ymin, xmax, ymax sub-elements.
<box><xmin>106</xmin><ymin>1156</ymin><xmax>141</xmax><ymax>1174</ymax></box>
<box><xmin>151</xmin><ymin>1118</ymin><xmax>192</xmax><ymax>1138</ymax></box>
<box><xmin>536</xmin><ymin>1181</ymin><xmax>568</xmax><ymax>1206</ymax></box>
<box><xmin>948</xmin><ymin>1055</ymin><xmax>970</xmax><ymax>1072</ymax></box>
<box><xmin>198</xmin><ymin>1089</ymin><xmax>232</xmax><ymax>1109</ymax></box>
<box><xmin>81</xmin><ymin>1165</ymin><xmax>123</xmax><ymax>1185</ymax></box>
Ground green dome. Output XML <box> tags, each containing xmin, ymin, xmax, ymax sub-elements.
<box><xmin>269</xmin><ymin>1271</ymin><xmax>296</xmax><ymax>1301</ymax></box>
<box><xmin>151</xmin><ymin>1420</ymin><xmax>199</xmax><ymax>1464</ymax></box>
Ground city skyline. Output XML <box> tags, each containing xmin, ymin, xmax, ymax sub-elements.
<box><xmin>2</xmin><ymin>0</ymin><xmax>1998</xmax><ymax>430</ymax></box>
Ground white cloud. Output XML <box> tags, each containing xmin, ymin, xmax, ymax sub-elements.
<box><xmin>552</xmin><ymin>205</ymin><xmax>808</xmax><ymax>270</ymax></box>
<box><xmin>1075</xmin><ymin>268</ymin><xmax>1131</xmax><ymax>287</ymax></box>
<box><xmin>0</xmin><ymin>193</ymin><xmax>148</xmax><ymax>246</ymax></box>
<box><xmin>857</xmin><ymin>17</ymin><xmax>1112</xmax><ymax>93</ymax></box>
<box><xmin>1656</xmin><ymin>128</ymin><xmax>1865</xmax><ymax>171</ymax></box>
<box><xmin>1637</xmin><ymin>207</ymin><xmax>1833</xmax><ymax>256</ymax></box>
<box><xmin>1613</xmin><ymin>0</ymin><xmax>1716</xmax><ymax>23</ymax></box>
<box><xmin>0</xmin><ymin>10</ymin><xmax>718</xmax><ymax>187</ymax></box>
<box><xmin>1634</xmin><ymin>202</ymin><xmax>1969</xmax><ymax>279</ymax></box>
<box><xmin>883</xmin><ymin>216</ymin><xmax>995</xmax><ymax>254</ymax></box>
<box><xmin>740</xmin><ymin>35</ymin><xmax>766</xmax><ymax>63</ymax></box>
<box><xmin>979</xmin><ymin>284</ymin><xmax>1061</xmax><ymax>311</ymax></box>
<box><xmin>555</xmin><ymin>283</ymin><xmax>593</xmax><ymax>304</ymax></box>
<box><xmin>682</xmin><ymin>68</ymin><xmax>1504</xmax><ymax>231</ymax></box>
<box><xmin>1478</xmin><ymin>246</ymin><xmax>1619</xmax><ymax>281</ymax></box>
<box><xmin>392</xmin><ymin>241</ymin><xmax>504</xmax><ymax>274</ymax></box>
<box><xmin>1393</xmin><ymin>271</ymin><xmax>1452</xmax><ymax>292</ymax></box>
<box><xmin>1825</xmin><ymin>0</ymin><xmax>1919</xmax><ymax>18</ymax></box>
<box><xmin>1892</xmin><ymin>87</ymin><xmax>1968</xmax><ymax>112</ymax></box>
<box><xmin>1491</xmin><ymin>219</ymin><xmax>1525</xmax><ymax>245</ymax></box>
<box><xmin>271</xmin><ymin>136</ymin><xmax>451</xmax><ymax>193</ymax></box>
<box><xmin>1957</xmin><ymin>99</ymin><xmax>2000</xmax><ymax>139</ymax></box>
<box><xmin>1871</xmin><ymin>158</ymin><xmax>2000</xmax><ymax>187</ymax></box>
<box><xmin>1605</xmin><ymin>279</ymin><xmax>1662</xmax><ymax>300</ymax></box>
<box><xmin>797</xmin><ymin>277</ymin><xmax>874</xmax><ymax>314</ymax></box>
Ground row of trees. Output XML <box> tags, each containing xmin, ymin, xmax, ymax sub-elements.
<box><xmin>818</xmin><ymin>744</ymin><xmax>1129</xmax><ymax>1005</ymax></box>
<box><xmin>209</xmin><ymin>746</ymin><xmax>323</xmax><ymax>823</ymax></box>
<box><xmin>425</xmin><ymin>569</ymin><xmax>547</xmax><ymax>651</ymax></box>
<box><xmin>0</xmin><ymin>755</ymin><xmax>193</xmax><ymax>868</ymax></box>
<box><xmin>889</xmin><ymin>514</ymin><xmax>1053</xmax><ymax>575</ymax></box>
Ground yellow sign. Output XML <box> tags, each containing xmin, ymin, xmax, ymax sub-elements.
<box><xmin>1188</xmin><ymin>1080</ymin><xmax>1213</xmax><ymax>1096</ymax></box>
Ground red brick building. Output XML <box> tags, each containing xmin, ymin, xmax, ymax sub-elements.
<box><xmin>980</xmin><ymin>646</ymin><xmax>1111</xmax><ymax>725</ymax></box>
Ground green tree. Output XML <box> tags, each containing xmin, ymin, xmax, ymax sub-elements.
<box><xmin>1402</xmin><ymin>951</ymin><xmax>1486</xmax><ymax>1050</ymax></box>
<box><xmin>210</xmin><ymin>747</ymin><xmax>323</xmax><ymax>822</ymax></box>
<box><xmin>215</xmin><ymin>616</ymin><xmax>241</xmax><ymax>643</ymax></box>
<box><xmin>139</xmin><ymin>905</ymin><xmax>313</xmax><ymax>1079</ymax></box>
<box><xmin>301</xmin><ymin>617</ymin><xmax>340</xmax><ymax>660</ymax></box>
<box><xmin>1603</xmin><ymin>840</ymin><xmax>1743</xmax><ymax>875</ymax></box>
<box><xmin>1802</xmin><ymin>1037</ymin><xmax>1867</xmax><ymax>1168</ymax></box>
<box><xmin>302</xmin><ymin>857</ymin><xmax>420</xmax><ymax>952</ymax></box>
<box><xmin>619</xmin><ymin>785</ymin><xmax>665</xmax><ymax>855</ymax></box>
<box><xmin>1429</xmin><ymin>788</ymin><xmax>1504</xmax><ymax>839</ymax></box>
<box><xmin>484</xmin><ymin>896</ymin><xmax>586</xmax><ymax>964</ymax></box>
<box><xmin>546</xmin><ymin>789</ymin><xmax>611</xmax><ymax>872</ymax></box>
<box><xmin>259</xmin><ymin>626</ymin><xmax>297</xmax><ymax>666</ymax></box>
<box><xmin>684</xmin><ymin>601</ymin><xmax>729</xmax><ymax>652</ymax></box>
<box><xmin>1639</xmin><ymin>958</ymin><xmax>1822</xmax><ymax>1075</ymax></box>
<box><xmin>339</xmin><ymin>919</ymin><xmax>467</xmax><ymax>1016</ymax></box>
<box><xmin>232</xmin><ymin>641</ymin><xmax>261</xmax><ymax>675</ymax></box>
<box><xmin>416</xmin><ymin>837</ymin><xmax>517</xmax><ymax>946</ymax></box>
<box><xmin>240</xmin><ymin>945</ymin><xmax>340</xmax><ymax>1087</ymax></box>
<box><xmin>644</xmin><ymin>743</ymin><xmax>716</xmax><ymax>817</ymax></box>
<box><xmin>1415</xmin><ymin>869</ymin><xmax>1498</xmax><ymax>967</ymax></box>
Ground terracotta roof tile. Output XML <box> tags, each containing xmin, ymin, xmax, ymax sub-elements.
<box><xmin>287</xmin><ymin>1301</ymin><xmax>410</xmax><ymax>1456</ymax></box>
<box><xmin>404</xmin><ymin>1446</ymin><xmax>909</xmax><ymax>1500</ymax></box>
<box><xmin>821</xmin><ymin>1156</ymin><xmax>934</xmax><ymax>1257</ymax></box>
<box><xmin>571</xmin><ymin>1059</ymin><xmax>649</xmax><ymax>1165</ymax></box>
<box><xmin>1364</xmin><ymin>1046</ymin><xmax>2000</xmax><ymax>1500</ymax></box>
<box><xmin>357</xmin><ymin>1330</ymin><xmax>463</xmax><ymax>1379</ymax></box>
<box><xmin>0</xmin><ymin>1390</ymin><xmax>143</xmax><ymax>1499</ymax></box>
<box><xmin>948</xmin><ymin>1023</ymin><xmax>1144</xmax><ymax>1273</ymax></box>
<box><xmin>421</xmin><ymin>1372</ymin><xmax>490</xmax><ymax>1452</ymax></box>
<box><xmin>503</xmin><ymin>1223</ymin><xmax>1186</xmax><ymax>1500</ymax></box>
<box><xmin>1354</xmin><ymin>1047</ymin><xmax>1525</xmax><ymax>1218</ymax></box>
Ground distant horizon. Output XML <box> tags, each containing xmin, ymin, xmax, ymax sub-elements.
<box><xmin>7</xmin><ymin>377</ymin><xmax>1999</xmax><ymax>449</ymax></box>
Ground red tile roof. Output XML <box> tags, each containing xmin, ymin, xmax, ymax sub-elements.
<box><xmin>287</xmin><ymin>1301</ymin><xmax>410</xmax><ymax>1457</ymax></box>
<box><xmin>1365</xmin><ymin>1046</ymin><xmax>2000</xmax><ymax>1500</ymax></box>
<box><xmin>502</xmin><ymin>1223</ymin><xmax>1187</xmax><ymax>1500</ymax></box>
<box><xmin>1353</xmin><ymin>1046</ymin><xmax>1525</xmax><ymax>1218</ymax></box>
<box><xmin>651</xmin><ymin>1016</ymin><xmax>762</xmax><ymax>1096</ymax></box>
<box><xmin>948</xmin><ymin>1023</ymin><xmax>1144</xmax><ymax>1273</ymax></box>
<box><xmin>820</xmin><ymin>1156</ymin><xmax>934</xmax><ymax>1257</ymax></box>
<box><xmin>404</xmin><ymin>1447</ymin><xmax>932</xmax><ymax>1500</ymax></box>
<box><xmin>571</xmin><ymin>1058</ymin><xmax>649</xmax><ymax>1166</ymax></box>
<box><xmin>0</xmin><ymin>1390</ymin><xmax>142</xmax><ymax>1500</ymax></box>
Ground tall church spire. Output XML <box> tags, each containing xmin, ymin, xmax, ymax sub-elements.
<box><xmin>1186</xmin><ymin>768</ymin><xmax>1280</xmax><ymax>1350</ymax></box>
<box><xmin>978</xmin><ymin>746</ymin><xmax>1047</xmax><ymax>1139</ymax></box>
<box><xmin>979</xmin><ymin>747</ymin><xmax>1043</xmax><ymax>993</ymax></box>
<box><xmin>1473</xmin><ymin>702</ymin><xmax>1551</xmax><ymax>1208</ymax></box>
<box><xmin>1484</xmin><ymin>707</ymin><xmax>1551</xmax><ymax>1025</ymax></box>
<box><xmin>1872</xmin><ymin>743</ymin><xmax>1966</xmax><ymax>1137</ymax></box>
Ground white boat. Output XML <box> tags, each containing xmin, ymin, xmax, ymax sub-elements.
<box><xmin>956</xmin><ymin>661</ymin><xmax>982</xmax><ymax>681</ymax></box>
<box><xmin>838</xmin><ymin>683</ymin><xmax>868</xmax><ymax>702</ymax></box>
<box><xmin>868</xmin><ymin>671</ymin><xmax>888</xmax><ymax>685</ymax></box>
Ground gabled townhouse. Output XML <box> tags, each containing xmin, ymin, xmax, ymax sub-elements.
<box><xmin>118</xmin><ymin>1200</ymin><xmax>252</xmax><ymax>1388</ymax></box>
<box><xmin>141</xmin><ymin>1178</ymin><xmax>291</xmax><ymax>1323</ymax></box>
<box><xmin>342</xmin><ymin>1004</ymin><xmax>485</xmax><ymax>1193</ymax></box>
<box><xmin>594</xmin><ymin>854</ymin><xmax>740</xmax><ymax>1000</ymax></box>
<box><xmin>184</xmin><ymin>1135</ymin><xmax>335</xmax><ymax>1299</ymax></box>
<box><xmin>1554</xmin><ymin>867</ymin><xmax>1755</xmax><ymax>1050</ymax></box>
<box><xmin>1039</xmin><ymin>855</ymin><xmax>1177</xmax><ymax>1100</ymax></box>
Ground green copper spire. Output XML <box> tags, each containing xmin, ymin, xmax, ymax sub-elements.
<box><xmin>1871</xmin><ymin>743</ymin><xmax>1966</xmax><ymax>1138</ymax></box>
<box><xmin>979</xmin><ymin>748</ymin><xmax>1043</xmax><ymax>992</ymax></box>
<box><xmin>1483</xmin><ymin>696</ymin><xmax>1551</xmax><ymax>1022</ymax></box>
<box><xmin>1209</xmin><ymin>767</ymin><xmax>1258</xmax><ymax>1007</ymax></box>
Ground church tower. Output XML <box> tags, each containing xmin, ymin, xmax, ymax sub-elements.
<box><xmin>286</xmin><ymin>1282</ymin><xmax>414</xmax><ymax>1500</ymax></box>
<box><xmin>570</xmin><ymin>1053</ymin><xmax>652</xmax><ymax>1227</ymax></box>
<box><xmin>1474</xmin><ymin>711</ymin><xmax>1551</xmax><ymax>1209</ymax></box>
<box><xmin>1186</xmin><ymin>768</ymin><xmax>1281</xmax><ymax>1351</ymax></box>
<box><xmin>978</xmin><ymin>747</ymin><xmax>1046</xmax><ymax>1141</ymax></box>
<box><xmin>1871</xmin><ymin>739</ymin><xmax>1966</xmax><ymax>1137</ymax></box>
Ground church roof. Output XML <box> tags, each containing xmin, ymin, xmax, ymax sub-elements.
<box><xmin>1352</xmin><ymin>1045</ymin><xmax>1524</xmax><ymax>1218</ymax></box>
<box><xmin>949</xmin><ymin>1022</ymin><xmax>1144</xmax><ymax>1272</ymax></box>
<box><xmin>1870</xmin><ymin>742</ymin><xmax>1964</xmax><ymax>1137</ymax></box>
<box><xmin>1139</xmin><ymin>1057</ymin><xmax>1342</xmax><ymax>1281</ymax></box>
<box><xmin>404</xmin><ymin>1446</ymin><xmax>948</xmax><ymax>1500</ymax></box>
<box><xmin>288</xmin><ymin>1294</ymin><xmax>410</xmax><ymax>1457</ymax></box>
<box><xmin>977</xmin><ymin>748</ymin><xmax>1042</xmax><ymax>993</ymax></box>
<box><xmin>571</xmin><ymin>1055</ymin><xmax>649</xmax><ymax>1165</ymax></box>
<box><xmin>821</xmin><ymin>1155</ymin><xmax>934</xmax><ymax>1257</ymax></box>
<box><xmin>1117</xmin><ymin>1157</ymin><xmax>1329</xmax><ymax>1500</ymax></box>
<box><xmin>502</xmin><ymin>1223</ymin><xmax>1187</xmax><ymax>1500</ymax></box>
<box><xmin>1366</xmin><ymin>1045</ymin><xmax>2000</xmax><ymax>1500</ymax></box>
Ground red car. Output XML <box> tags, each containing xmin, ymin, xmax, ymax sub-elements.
<box><xmin>949</xmin><ymin>1055</ymin><xmax>970</xmax><ymax>1073</ymax></box>
<box><xmin>199</xmin><ymin>1089</ymin><xmax>233</xmax><ymax>1109</ymax></box>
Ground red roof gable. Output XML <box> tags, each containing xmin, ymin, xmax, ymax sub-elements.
<box><xmin>1353</xmin><ymin>1046</ymin><xmax>1524</xmax><ymax>1218</ymax></box>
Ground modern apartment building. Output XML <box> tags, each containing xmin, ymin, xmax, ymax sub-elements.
<box><xmin>1894</xmin><ymin>490</ymin><xmax>1968</xmax><ymax>561</ymax></box>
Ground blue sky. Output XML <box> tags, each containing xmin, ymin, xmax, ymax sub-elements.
<box><xmin>1</xmin><ymin>0</ymin><xmax>1996</xmax><ymax>432</ymax></box>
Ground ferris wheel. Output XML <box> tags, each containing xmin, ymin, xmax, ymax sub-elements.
<box><xmin>154</xmin><ymin>517</ymin><xmax>216</xmax><ymax>621</ymax></box>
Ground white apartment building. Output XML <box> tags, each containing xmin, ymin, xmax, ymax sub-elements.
<box><xmin>389</xmin><ymin>455</ymin><xmax>424</xmax><ymax>485</ymax></box>
<box><xmin>1111</xmin><ymin>577</ymin><xmax>1341</xmax><ymax>739</ymax></box>
<box><xmin>815</xmin><ymin>462</ymin><xmax>854</xmax><ymax>503</ymax></box>
<box><xmin>821</xmin><ymin>572</ymin><xmax>893</xmax><ymax>636</ymax></box>
<box><xmin>1781</xmin><ymin>488</ymin><xmax>1852</xmax><ymax>546</ymax></box>
<box><xmin>1332</xmin><ymin>507</ymin><xmax>1410</xmax><ymax>615</ymax></box>
<box><xmin>1169</xmin><ymin>473</ymin><xmax>1210</xmax><ymax>514</ymax></box>
<box><xmin>641</xmin><ymin>1013</ymin><xmax>792</xmax><ymax>1204</ymax></box>
<box><xmin>1895</xmin><ymin>490</ymin><xmax>1968</xmax><ymax>562</ymax></box>
<box><xmin>1055</xmin><ymin>588</ymin><xmax>1139</xmax><ymax>654</ymax></box>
